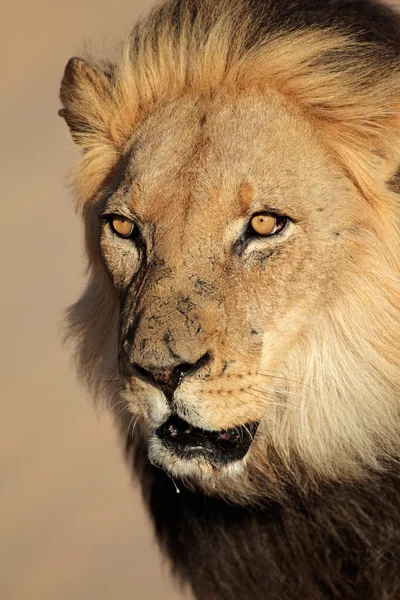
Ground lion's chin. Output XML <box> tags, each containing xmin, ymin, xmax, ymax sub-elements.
<box><xmin>147</xmin><ymin>415</ymin><xmax>259</xmax><ymax>481</ymax></box>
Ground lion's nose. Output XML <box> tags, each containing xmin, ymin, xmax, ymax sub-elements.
<box><xmin>131</xmin><ymin>353</ymin><xmax>211</xmax><ymax>402</ymax></box>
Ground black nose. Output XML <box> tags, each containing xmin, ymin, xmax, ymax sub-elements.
<box><xmin>131</xmin><ymin>353</ymin><xmax>211</xmax><ymax>402</ymax></box>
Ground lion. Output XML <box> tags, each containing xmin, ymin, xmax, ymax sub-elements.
<box><xmin>59</xmin><ymin>0</ymin><xmax>400</xmax><ymax>598</ymax></box>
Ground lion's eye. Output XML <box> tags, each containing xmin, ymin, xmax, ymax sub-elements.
<box><xmin>110</xmin><ymin>216</ymin><xmax>135</xmax><ymax>238</ymax></box>
<box><xmin>249</xmin><ymin>213</ymin><xmax>287</xmax><ymax>237</ymax></box>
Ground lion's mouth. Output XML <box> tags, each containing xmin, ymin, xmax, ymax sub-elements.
<box><xmin>155</xmin><ymin>415</ymin><xmax>259</xmax><ymax>467</ymax></box>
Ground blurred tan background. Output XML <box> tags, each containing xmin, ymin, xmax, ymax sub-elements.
<box><xmin>2</xmin><ymin>1</ymin><xmax>400</xmax><ymax>599</ymax></box>
<box><xmin>0</xmin><ymin>1</ymin><xmax>190</xmax><ymax>598</ymax></box>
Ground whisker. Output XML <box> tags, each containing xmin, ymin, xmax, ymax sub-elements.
<box><xmin>236</xmin><ymin>385</ymin><xmax>301</xmax><ymax>408</ymax></box>
<box><xmin>248</xmin><ymin>386</ymin><xmax>301</xmax><ymax>407</ymax></box>
<box><xmin>116</xmin><ymin>402</ymin><xmax>130</xmax><ymax>418</ymax></box>
<box><xmin>182</xmin><ymin>476</ymin><xmax>196</xmax><ymax>492</ymax></box>
<box><xmin>93</xmin><ymin>366</ymin><xmax>120</xmax><ymax>374</ymax></box>
<box><xmin>240</xmin><ymin>375</ymin><xmax>299</xmax><ymax>397</ymax></box>
<box><xmin>87</xmin><ymin>377</ymin><xmax>120</xmax><ymax>389</ymax></box>
<box><xmin>108</xmin><ymin>384</ymin><xmax>124</xmax><ymax>403</ymax></box>
<box><xmin>130</xmin><ymin>416</ymin><xmax>140</xmax><ymax>436</ymax></box>
<box><xmin>110</xmin><ymin>398</ymin><xmax>128</xmax><ymax>412</ymax></box>
<box><xmin>256</xmin><ymin>370</ymin><xmax>321</xmax><ymax>396</ymax></box>
<box><xmin>238</xmin><ymin>384</ymin><xmax>300</xmax><ymax>409</ymax></box>
<box><xmin>149</xmin><ymin>458</ymin><xmax>181</xmax><ymax>494</ymax></box>
<box><xmin>95</xmin><ymin>372</ymin><xmax>123</xmax><ymax>396</ymax></box>
<box><xmin>126</xmin><ymin>414</ymin><xmax>139</xmax><ymax>438</ymax></box>
<box><xmin>95</xmin><ymin>384</ymin><xmax>124</xmax><ymax>417</ymax></box>
<box><xmin>234</xmin><ymin>426</ymin><xmax>244</xmax><ymax>443</ymax></box>
<box><xmin>241</xmin><ymin>423</ymin><xmax>253</xmax><ymax>440</ymax></box>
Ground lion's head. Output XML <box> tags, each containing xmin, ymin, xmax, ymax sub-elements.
<box><xmin>60</xmin><ymin>0</ymin><xmax>400</xmax><ymax>503</ymax></box>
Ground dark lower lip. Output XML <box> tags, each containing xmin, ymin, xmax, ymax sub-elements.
<box><xmin>155</xmin><ymin>415</ymin><xmax>259</xmax><ymax>467</ymax></box>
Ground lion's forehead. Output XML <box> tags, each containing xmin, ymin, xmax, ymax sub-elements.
<box><xmin>126</xmin><ymin>93</ymin><xmax>351</xmax><ymax>227</ymax></box>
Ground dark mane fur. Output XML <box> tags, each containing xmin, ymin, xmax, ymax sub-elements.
<box><xmin>129</xmin><ymin>438</ymin><xmax>400</xmax><ymax>600</ymax></box>
<box><xmin>165</xmin><ymin>0</ymin><xmax>400</xmax><ymax>54</ymax></box>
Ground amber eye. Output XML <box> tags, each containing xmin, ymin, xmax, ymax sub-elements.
<box><xmin>110</xmin><ymin>216</ymin><xmax>135</xmax><ymax>238</ymax></box>
<box><xmin>249</xmin><ymin>214</ymin><xmax>287</xmax><ymax>237</ymax></box>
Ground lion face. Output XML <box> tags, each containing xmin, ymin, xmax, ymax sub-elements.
<box><xmin>93</xmin><ymin>92</ymin><xmax>377</xmax><ymax>489</ymax></box>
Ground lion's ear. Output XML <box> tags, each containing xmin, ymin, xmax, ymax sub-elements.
<box><xmin>59</xmin><ymin>57</ymin><xmax>114</xmax><ymax>149</ymax></box>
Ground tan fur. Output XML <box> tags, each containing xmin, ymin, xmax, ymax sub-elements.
<box><xmin>61</xmin><ymin>0</ymin><xmax>400</xmax><ymax>504</ymax></box>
